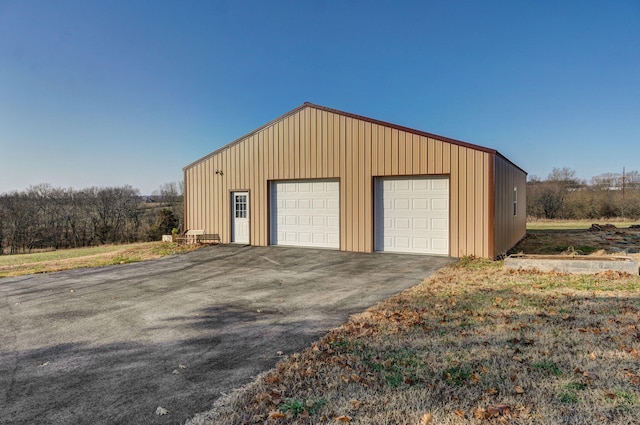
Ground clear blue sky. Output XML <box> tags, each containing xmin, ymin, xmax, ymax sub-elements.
<box><xmin>1</xmin><ymin>0</ymin><xmax>639</xmax><ymax>194</ymax></box>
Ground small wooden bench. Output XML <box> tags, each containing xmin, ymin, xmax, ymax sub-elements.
<box><xmin>175</xmin><ymin>229</ymin><xmax>205</xmax><ymax>244</ymax></box>
<box><xmin>197</xmin><ymin>234</ymin><xmax>221</xmax><ymax>244</ymax></box>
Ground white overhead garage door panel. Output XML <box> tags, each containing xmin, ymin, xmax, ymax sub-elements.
<box><xmin>271</xmin><ymin>180</ymin><xmax>340</xmax><ymax>249</ymax></box>
<box><xmin>375</xmin><ymin>177</ymin><xmax>449</xmax><ymax>255</ymax></box>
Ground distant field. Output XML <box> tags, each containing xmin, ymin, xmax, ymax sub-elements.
<box><xmin>527</xmin><ymin>219</ymin><xmax>639</xmax><ymax>230</ymax></box>
<box><xmin>0</xmin><ymin>244</ymin><xmax>153</xmax><ymax>266</ymax></box>
<box><xmin>0</xmin><ymin>242</ymin><xmax>201</xmax><ymax>278</ymax></box>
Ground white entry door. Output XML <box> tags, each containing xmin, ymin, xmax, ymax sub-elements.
<box><xmin>232</xmin><ymin>192</ymin><xmax>249</xmax><ymax>244</ymax></box>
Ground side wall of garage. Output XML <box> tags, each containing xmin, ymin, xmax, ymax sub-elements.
<box><xmin>493</xmin><ymin>154</ymin><xmax>527</xmax><ymax>257</ymax></box>
<box><xmin>183</xmin><ymin>104</ymin><xmax>497</xmax><ymax>257</ymax></box>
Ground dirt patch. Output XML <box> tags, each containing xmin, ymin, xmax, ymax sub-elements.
<box><xmin>512</xmin><ymin>224</ymin><xmax>640</xmax><ymax>257</ymax></box>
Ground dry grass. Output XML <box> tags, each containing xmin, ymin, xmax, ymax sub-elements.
<box><xmin>188</xmin><ymin>259</ymin><xmax>640</xmax><ymax>425</ymax></box>
<box><xmin>513</xmin><ymin>227</ymin><xmax>640</xmax><ymax>259</ymax></box>
<box><xmin>0</xmin><ymin>242</ymin><xmax>201</xmax><ymax>278</ymax></box>
<box><xmin>527</xmin><ymin>220</ymin><xmax>639</xmax><ymax>230</ymax></box>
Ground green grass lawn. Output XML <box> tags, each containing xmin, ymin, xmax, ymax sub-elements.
<box><xmin>0</xmin><ymin>243</ymin><xmax>153</xmax><ymax>266</ymax></box>
<box><xmin>0</xmin><ymin>242</ymin><xmax>200</xmax><ymax>278</ymax></box>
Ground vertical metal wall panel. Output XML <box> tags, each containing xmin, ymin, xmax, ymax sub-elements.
<box><xmin>364</xmin><ymin>121</ymin><xmax>373</xmax><ymax>251</ymax></box>
<box><xmin>486</xmin><ymin>154</ymin><xmax>495</xmax><ymax>256</ymax></box>
<box><xmin>427</xmin><ymin>138</ymin><xmax>435</xmax><ymax>174</ymax></box>
<box><xmin>292</xmin><ymin>115</ymin><xmax>299</xmax><ymax>177</ymax></box>
<box><xmin>306</xmin><ymin>108</ymin><xmax>312</xmax><ymax>177</ymax></box>
<box><xmin>474</xmin><ymin>152</ymin><xmax>485</xmax><ymax>256</ymax></box>
<box><xmin>182</xmin><ymin>104</ymin><xmax>524</xmax><ymax>258</ymax></box>
<box><xmin>376</xmin><ymin>125</ymin><xmax>384</xmax><ymax>175</ymax></box>
<box><xmin>310</xmin><ymin>109</ymin><xmax>317</xmax><ymax>177</ymax></box>
<box><xmin>410</xmin><ymin>134</ymin><xmax>420</xmax><ymax>174</ymax></box>
<box><xmin>370</xmin><ymin>124</ymin><xmax>376</xmax><ymax>173</ymax></box>
<box><xmin>358</xmin><ymin>120</ymin><xmax>366</xmax><ymax>252</ymax></box>
<box><xmin>398</xmin><ymin>131</ymin><xmax>406</xmax><ymax>175</ymax></box>
<box><xmin>465</xmin><ymin>150</ymin><xmax>475</xmax><ymax>255</ymax></box>
<box><xmin>391</xmin><ymin>129</ymin><xmax>399</xmax><ymax>175</ymax></box>
<box><xmin>449</xmin><ymin>145</ymin><xmax>459</xmax><ymax>256</ymax></box>
<box><xmin>351</xmin><ymin>120</ymin><xmax>359</xmax><ymax>251</ymax></box>
<box><xmin>204</xmin><ymin>158</ymin><xmax>210</xmax><ymax>233</ymax></box>
<box><xmin>184</xmin><ymin>169</ymin><xmax>190</xmax><ymax>229</ymax></box>
<box><xmin>383</xmin><ymin>127</ymin><xmax>391</xmax><ymax>175</ymax></box>
<box><xmin>345</xmin><ymin>117</ymin><xmax>354</xmax><ymax>251</ymax></box>
<box><xmin>257</xmin><ymin>132</ymin><xmax>265</xmax><ymax>245</ymax></box>
<box><xmin>318</xmin><ymin>110</ymin><xmax>325</xmax><ymax>175</ymax></box>
<box><xmin>457</xmin><ymin>150</ymin><xmax>467</xmax><ymax>256</ymax></box>
<box><xmin>247</xmin><ymin>135</ymin><xmax>255</xmax><ymax>243</ymax></box>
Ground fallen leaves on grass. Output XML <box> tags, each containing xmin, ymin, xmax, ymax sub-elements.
<box><xmin>348</xmin><ymin>399</ymin><xmax>362</xmax><ymax>408</ymax></box>
<box><xmin>419</xmin><ymin>412</ymin><xmax>433</xmax><ymax>424</ymax></box>
<box><xmin>623</xmin><ymin>369</ymin><xmax>640</xmax><ymax>384</ymax></box>
<box><xmin>484</xmin><ymin>404</ymin><xmax>512</xmax><ymax>419</ymax></box>
<box><xmin>268</xmin><ymin>411</ymin><xmax>285</xmax><ymax>419</ymax></box>
<box><xmin>185</xmin><ymin>259</ymin><xmax>640</xmax><ymax>425</ymax></box>
<box><xmin>581</xmin><ymin>370</ymin><xmax>600</xmax><ymax>380</ymax></box>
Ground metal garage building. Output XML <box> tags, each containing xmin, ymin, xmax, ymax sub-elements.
<box><xmin>183</xmin><ymin>103</ymin><xmax>526</xmax><ymax>259</ymax></box>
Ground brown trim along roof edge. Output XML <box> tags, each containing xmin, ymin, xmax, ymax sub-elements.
<box><xmin>495</xmin><ymin>152</ymin><xmax>527</xmax><ymax>176</ymax></box>
<box><xmin>183</xmin><ymin>102</ymin><xmax>526</xmax><ymax>174</ymax></box>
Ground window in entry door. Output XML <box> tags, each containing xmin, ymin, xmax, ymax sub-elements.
<box><xmin>235</xmin><ymin>195</ymin><xmax>247</xmax><ymax>218</ymax></box>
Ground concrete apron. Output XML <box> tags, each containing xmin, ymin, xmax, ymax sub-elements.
<box><xmin>505</xmin><ymin>254</ymin><xmax>639</xmax><ymax>275</ymax></box>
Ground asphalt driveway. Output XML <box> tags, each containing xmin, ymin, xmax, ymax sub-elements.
<box><xmin>0</xmin><ymin>245</ymin><xmax>454</xmax><ymax>424</ymax></box>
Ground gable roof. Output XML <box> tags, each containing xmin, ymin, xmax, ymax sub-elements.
<box><xmin>184</xmin><ymin>102</ymin><xmax>525</xmax><ymax>174</ymax></box>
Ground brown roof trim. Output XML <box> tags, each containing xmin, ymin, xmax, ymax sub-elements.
<box><xmin>495</xmin><ymin>152</ymin><xmax>527</xmax><ymax>176</ymax></box>
<box><xmin>184</xmin><ymin>102</ymin><xmax>526</xmax><ymax>175</ymax></box>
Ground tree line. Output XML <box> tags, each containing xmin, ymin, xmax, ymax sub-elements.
<box><xmin>3</xmin><ymin>168</ymin><xmax>637</xmax><ymax>253</ymax></box>
<box><xmin>528</xmin><ymin>167</ymin><xmax>640</xmax><ymax>220</ymax></box>
<box><xmin>0</xmin><ymin>182</ymin><xmax>183</xmax><ymax>254</ymax></box>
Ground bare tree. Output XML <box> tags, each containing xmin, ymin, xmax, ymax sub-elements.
<box><xmin>548</xmin><ymin>167</ymin><xmax>581</xmax><ymax>187</ymax></box>
<box><xmin>91</xmin><ymin>186</ymin><xmax>141</xmax><ymax>244</ymax></box>
<box><xmin>0</xmin><ymin>181</ymin><xmax>183</xmax><ymax>253</ymax></box>
<box><xmin>152</xmin><ymin>181</ymin><xmax>184</xmax><ymax>230</ymax></box>
<box><xmin>527</xmin><ymin>168</ymin><xmax>640</xmax><ymax>220</ymax></box>
<box><xmin>591</xmin><ymin>173</ymin><xmax>621</xmax><ymax>190</ymax></box>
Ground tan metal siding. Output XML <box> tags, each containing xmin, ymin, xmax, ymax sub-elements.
<box><xmin>183</xmin><ymin>104</ymin><xmax>515</xmax><ymax>258</ymax></box>
<box><xmin>493</xmin><ymin>155</ymin><xmax>527</xmax><ymax>257</ymax></box>
<box><xmin>449</xmin><ymin>145</ymin><xmax>459</xmax><ymax>256</ymax></box>
<box><xmin>363</xmin><ymin>121</ymin><xmax>373</xmax><ymax>250</ymax></box>
<box><xmin>398</xmin><ymin>131</ymin><xmax>406</xmax><ymax>175</ymax></box>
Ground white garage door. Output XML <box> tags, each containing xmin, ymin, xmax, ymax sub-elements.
<box><xmin>375</xmin><ymin>177</ymin><xmax>449</xmax><ymax>255</ymax></box>
<box><xmin>271</xmin><ymin>180</ymin><xmax>340</xmax><ymax>249</ymax></box>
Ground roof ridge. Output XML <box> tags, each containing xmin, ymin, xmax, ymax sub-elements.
<box><xmin>184</xmin><ymin>102</ymin><xmax>525</xmax><ymax>175</ymax></box>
